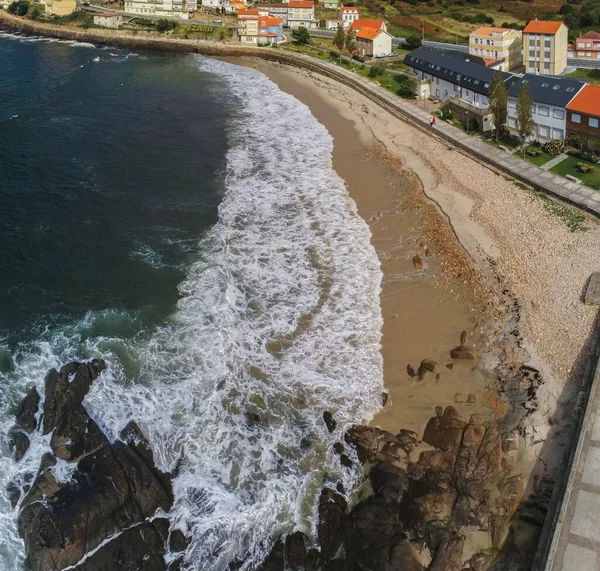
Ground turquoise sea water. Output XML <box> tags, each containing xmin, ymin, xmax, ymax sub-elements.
<box><xmin>0</xmin><ymin>34</ymin><xmax>385</xmax><ymax>571</ymax></box>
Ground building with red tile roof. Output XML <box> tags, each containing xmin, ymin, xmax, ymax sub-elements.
<box><xmin>338</xmin><ymin>5</ymin><xmax>358</xmax><ymax>28</ymax></box>
<box><xmin>566</xmin><ymin>84</ymin><xmax>600</xmax><ymax>150</ymax></box>
<box><xmin>354</xmin><ymin>25</ymin><xmax>392</xmax><ymax>57</ymax></box>
<box><xmin>350</xmin><ymin>18</ymin><xmax>386</xmax><ymax>33</ymax></box>
<box><xmin>573</xmin><ymin>30</ymin><xmax>600</xmax><ymax>61</ymax></box>
<box><xmin>468</xmin><ymin>26</ymin><xmax>522</xmax><ymax>71</ymax></box>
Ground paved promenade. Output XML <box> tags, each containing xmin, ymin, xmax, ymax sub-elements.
<box><xmin>316</xmin><ymin>64</ymin><xmax>600</xmax><ymax>218</ymax></box>
<box><xmin>541</xmin><ymin>344</ymin><xmax>600</xmax><ymax>571</ymax></box>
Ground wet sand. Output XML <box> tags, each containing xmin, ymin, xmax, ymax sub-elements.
<box><xmin>250</xmin><ymin>61</ymin><xmax>494</xmax><ymax>436</ymax></box>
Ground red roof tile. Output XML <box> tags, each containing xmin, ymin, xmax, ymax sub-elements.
<box><xmin>566</xmin><ymin>84</ymin><xmax>600</xmax><ymax>117</ymax></box>
<box><xmin>523</xmin><ymin>20</ymin><xmax>564</xmax><ymax>35</ymax></box>
<box><xmin>355</xmin><ymin>26</ymin><xmax>380</xmax><ymax>40</ymax></box>
<box><xmin>350</xmin><ymin>18</ymin><xmax>384</xmax><ymax>31</ymax></box>
<box><xmin>579</xmin><ymin>31</ymin><xmax>600</xmax><ymax>40</ymax></box>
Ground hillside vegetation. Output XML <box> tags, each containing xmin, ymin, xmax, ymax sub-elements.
<box><xmin>339</xmin><ymin>0</ymin><xmax>598</xmax><ymax>43</ymax></box>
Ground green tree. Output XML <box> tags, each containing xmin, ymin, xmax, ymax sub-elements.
<box><xmin>345</xmin><ymin>28</ymin><xmax>356</xmax><ymax>53</ymax></box>
<box><xmin>8</xmin><ymin>0</ymin><xmax>30</xmax><ymax>15</ymax></box>
<box><xmin>405</xmin><ymin>33</ymin><xmax>422</xmax><ymax>49</ymax></box>
<box><xmin>397</xmin><ymin>76</ymin><xmax>418</xmax><ymax>98</ymax></box>
<box><xmin>292</xmin><ymin>26</ymin><xmax>310</xmax><ymax>44</ymax></box>
<box><xmin>333</xmin><ymin>23</ymin><xmax>345</xmax><ymax>51</ymax></box>
<box><xmin>515</xmin><ymin>83</ymin><xmax>535</xmax><ymax>153</ymax></box>
<box><xmin>488</xmin><ymin>70</ymin><xmax>508</xmax><ymax>141</ymax></box>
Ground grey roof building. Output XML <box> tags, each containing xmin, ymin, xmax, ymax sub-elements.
<box><xmin>507</xmin><ymin>73</ymin><xmax>585</xmax><ymax>107</ymax></box>
<box><xmin>404</xmin><ymin>46</ymin><xmax>517</xmax><ymax>96</ymax></box>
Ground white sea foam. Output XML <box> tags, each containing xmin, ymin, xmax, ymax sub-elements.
<box><xmin>0</xmin><ymin>56</ymin><xmax>384</xmax><ymax>571</ymax></box>
<box><xmin>0</xmin><ymin>30</ymin><xmax>96</xmax><ymax>49</ymax></box>
<box><xmin>129</xmin><ymin>242</ymin><xmax>168</xmax><ymax>269</ymax></box>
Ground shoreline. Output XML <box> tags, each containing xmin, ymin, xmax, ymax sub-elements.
<box><xmin>3</xmin><ymin>20</ymin><xmax>600</xmax><ymax>568</ymax></box>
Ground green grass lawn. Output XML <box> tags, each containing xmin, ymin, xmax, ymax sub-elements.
<box><xmin>522</xmin><ymin>146</ymin><xmax>554</xmax><ymax>167</ymax></box>
<box><xmin>485</xmin><ymin>135</ymin><xmax>521</xmax><ymax>150</ymax></box>
<box><xmin>551</xmin><ymin>156</ymin><xmax>600</xmax><ymax>190</ymax></box>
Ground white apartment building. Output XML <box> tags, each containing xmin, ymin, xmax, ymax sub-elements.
<box><xmin>124</xmin><ymin>0</ymin><xmax>192</xmax><ymax>17</ymax></box>
<box><xmin>287</xmin><ymin>0</ymin><xmax>317</xmax><ymax>28</ymax></box>
<box><xmin>507</xmin><ymin>74</ymin><xmax>585</xmax><ymax>141</ymax></box>
<box><xmin>469</xmin><ymin>26</ymin><xmax>522</xmax><ymax>71</ymax></box>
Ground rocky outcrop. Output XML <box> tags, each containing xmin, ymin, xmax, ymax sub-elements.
<box><xmin>257</xmin><ymin>406</ymin><xmax>527</xmax><ymax>571</ymax></box>
<box><xmin>7</xmin><ymin>386</ymin><xmax>40</xmax><ymax>462</ymax></box>
<box><xmin>8</xmin><ymin>361</ymin><xmax>178</xmax><ymax>571</ymax></box>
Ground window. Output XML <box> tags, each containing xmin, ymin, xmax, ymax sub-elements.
<box><xmin>552</xmin><ymin>128</ymin><xmax>564</xmax><ymax>139</ymax></box>
<box><xmin>508</xmin><ymin>117</ymin><xmax>516</xmax><ymax>127</ymax></box>
<box><xmin>553</xmin><ymin>109</ymin><xmax>564</xmax><ymax>120</ymax></box>
<box><xmin>531</xmin><ymin>104</ymin><xmax>536</xmax><ymax>114</ymax></box>
<box><xmin>572</xmin><ymin>113</ymin><xmax>581</xmax><ymax>123</ymax></box>
<box><xmin>590</xmin><ymin>117</ymin><xmax>599</xmax><ymax>128</ymax></box>
<box><xmin>538</xmin><ymin>125</ymin><xmax>550</xmax><ymax>138</ymax></box>
<box><xmin>541</xmin><ymin>83</ymin><xmax>550</xmax><ymax>88</ymax></box>
<box><xmin>538</xmin><ymin>106</ymin><xmax>549</xmax><ymax>116</ymax></box>
<box><xmin>508</xmin><ymin>98</ymin><xmax>517</xmax><ymax>108</ymax></box>
<box><xmin>553</xmin><ymin>85</ymin><xmax>561</xmax><ymax>90</ymax></box>
<box><xmin>465</xmin><ymin>90</ymin><xmax>470</xmax><ymax>97</ymax></box>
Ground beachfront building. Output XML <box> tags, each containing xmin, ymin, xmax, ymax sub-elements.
<box><xmin>507</xmin><ymin>74</ymin><xmax>585</xmax><ymax>141</ymax></box>
<box><xmin>93</xmin><ymin>12</ymin><xmax>124</xmax><ymax>27</ymax></box>
<box><xmin>338</xmin><ymin>6</ymin><xmax>358</xmax><ymax>29</ymax></box>
<box><xmin>522</xmin><ymin>20</ymin><xmax>568</xmax><ymax>75</ymax></box>
<box><xmin>237</xmin><ymin>9</ymin><xmax>259</xmax><ymax>42</ymax></box>
<box><xmin>287</xmin><ymin>0</ymin><xmax>317</xmax><ymax>29</ymax></box>
<box><xmin>573</xmin><ymin>31</ymin><xmax>600</xmax><ymax>60</ymax></box>
<box><xmin>45</xmin><ymin>0</ymin><xmax>76</xmax><ymax>15</ymax></box>
<box><xmin>355</xmin><ymin>27</ymin><xmax>392</xmax><ymax>57</ymax></box>
<box><xmin>258</xmin><ymin>15</ymin><xmax>284</xmax><ymax>43</ymax></box>
<box><xmin>322</xmin><ymin>0</ymin><xmax>338</xmax><ymax>8</ymax></box>
<box><xmin>468</xmin><ymin>26</ymin><xmax>522</xmax><ymax>71</ymax></box>
<box><xmin>125</xmin><ymin>0</ymin><xmax>191</xmax><ymax>17</ymax></box>
<box><xmin>405</xmin><ymin>46</ymin><xmax>518</xmax><ymax>131</ymax></box>
<box><xmin>231</xmin><ymin>0</ymin><xmax>246</xmax><ymax>12</ymax></box>
<box><xmin>566</xmin><ymin>84</ymin><xmax>600</xmax><ymax>150</ymax></box>
<box><xmin>350</xmin><ymin>18</ymin><xmax>386</xmax><ymax>34</ymax></box>
<box><xmin>257</xmin><ymin>3</ymin><xmax>288</xmax><ymax>26</ymax></box>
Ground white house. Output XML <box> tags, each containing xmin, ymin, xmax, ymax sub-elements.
<box><xmin>355</xmin><ymin>27</ymin><xmax>392</xmax><ymax>57</ymax></box>
<box><xmin>325</xmin><ymin>19</ymin><xmax>343</xmax><ymax>30</ymax></box>
<box><xmin>257</xmin><ymin>3</ymin><xmax>288</xmax><ymax>26</ymax></box>
<box><xmin>93</xmin><ymin>12</ymin><xmax>123</xmax><ymax>27</ymax></box>
<box><xmin>125</xmin><ymin>0</ymin><xmax>192</xmax><ymax>17</ymax></box>
<box><xmin>338</xmin><ymin>6</ymin><xmax>358</xmax><ymax>29</ymax></box>
<box><xmin>202</xmin><ymin>0</ymin><xmax>231</xmax><ymax>12</ymax></box>
<box><xmin>507</xmin><ymin>74</ymin><xmax>585</xmax><ymax>141</ymax></box>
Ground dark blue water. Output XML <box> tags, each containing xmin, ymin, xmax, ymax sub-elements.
<box><xmin>0</xmin><ymin>35</ymin><xmax>228</xmax><ymax>344</ymax></box>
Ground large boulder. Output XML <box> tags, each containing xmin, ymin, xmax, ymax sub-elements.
<box><xmin>422</xmin><ymin>407</ymin><xmax>466</xmax><ymax>453</ymax></box>
<box><xmin>318</xmin><ymin>488</ymin><xmax>347</xmax><ymax>561</ymax></box>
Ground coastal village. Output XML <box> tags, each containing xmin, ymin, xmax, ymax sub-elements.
<box><xmin>4</xmin><ymin>0</ymin><xmax>600</xmax><ymax>568</ymax></box>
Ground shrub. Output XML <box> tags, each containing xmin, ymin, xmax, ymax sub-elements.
<box><xmin>26</xmin><ymin>2</ymin><xmax>43</xmax><ymax>19</ymax></box>
<box><xmin>368</xmin><ymin>66</ymin><xmax>379</xmax><ymax>78</ymax></box>
<box><xmin>329</xmin><ymin>50</ymin><xmax>339</xmax><ymax>59</ymax></box>
<box><xmin>292</xmin><ymin>26</ymin><xmax>310</xmax><ymax>44</ymax></box>
<box><xmin>156</xmin><ymin>19</ymin><xmax>177</xmax><ymax>32</ymax></box>
<box><xmin>396</xmin><ymin>76</ymin><xmax>417</xmax><ymax>99</ymax></box>
<box><xmin>526</xmin><ymin>147</ymin><xmax>542</xmax><ymax>157</ymax></box>
<box><xmin>576</xmin><ymin>162</ymin><xmax>595</xmax><ymax>174</ymax></box>
<box><xmin>543</xmin><ymin>139</ymin><xmax>566</xmax><ymax>155</ymax></box>
<box><xmin>405</xmin><ymin>33</ymin><xmax>422</xmax><ymax>49</ymax></box>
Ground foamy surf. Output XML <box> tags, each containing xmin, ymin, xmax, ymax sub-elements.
<box><xmin>0</xmin><ymin>56</ymin><xmax>384</xmax><ymax>570</ymax></box>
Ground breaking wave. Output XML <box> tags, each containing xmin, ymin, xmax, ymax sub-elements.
<box><xmin>0</xmin><ymin>57</ymin><xmax>384</xmax><ymax>570</ymax></box>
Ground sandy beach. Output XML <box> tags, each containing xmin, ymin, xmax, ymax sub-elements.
<box><xmin>249</xmin><ymin>59</ymin><xmax>600</xmax><ymax>564</ymax></box>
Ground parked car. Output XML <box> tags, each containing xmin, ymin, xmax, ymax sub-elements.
<box><xmin>388</xmin><ymin>51</ymin><xmax>399</xmax><ymax>57</ymax></box>
<box><xmin>213</xmin><ymin>19</ymin><xmax>222</xmax><ymax>23</ymax></box>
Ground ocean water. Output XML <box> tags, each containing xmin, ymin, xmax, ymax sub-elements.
<box><xmin>0</xmin><ymin>34</ymin><xmax>384</xmax><ymax>570</ymax></box>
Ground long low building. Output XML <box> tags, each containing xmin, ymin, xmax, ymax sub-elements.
<box><xmin>507</xmin><ymin>74</ymin><xmax>585</xmax><ymax>141</ymax></box>
<box><xmin>405</xmin><ymin>46</ymin><xmax>516</xmax><ymax>109</ymax></box>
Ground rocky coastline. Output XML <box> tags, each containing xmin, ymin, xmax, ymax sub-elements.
<box><xmin>7</xmin><ymin>344</ymin><xmax>562</xmax><ymax>571</ymax></box>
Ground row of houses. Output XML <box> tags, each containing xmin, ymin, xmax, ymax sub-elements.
<box><xmin>237</xmin><ymin>9</ymin><xmax>284</xmax><ymax>43</ymax></box>
<box><xmin>405</xmin><ymin>46</ymin><xmax>600</xmax><ymax>149</ymax></box>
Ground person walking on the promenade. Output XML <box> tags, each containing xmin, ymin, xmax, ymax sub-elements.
<box><xmin>430</xmin><ymin>116</ymin><xmax>434</xmax><ymax>127</ymax></box>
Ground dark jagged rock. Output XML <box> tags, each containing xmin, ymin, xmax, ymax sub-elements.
<box><xmin>76</xmin><ymin>519</ymin><xmax>170</xmax><ymax>571</ymax></box>
<box><xmin>285</xmin><ymin>531</ymin><xmax>309</xmax><ymax>570</ymax></box>
<box><xmin>43</xmin><ymin>359</ymin><xmax>106</xmax><ymax>434</ymax></box>
<box><xmin>13</xmin><ymin>361</ymin><xmax>174</xmax><ymax>571</ymax></box>
<box><xmin>340</xmin><ymin>454</ymin><xmax>353</xmax><ymax>468</ymax></box>
<box><xmin>258</xmin><ymin>539</ymin><xmax>284</xmax><ymax>571</ymax></box>
<box><xmin>14</xmin><ymin>386</ymin><xmax>40</xmax><ymax>433</ymax></box>
<box><xmin>8</xmin><ymin>429</ymin><xmax>30</xmax><ymax>462</ymax></box>
<box><xmin>370</xmin><ymin>462</ymin><xmax>409</xmax><ymax>504</ymax></box>
<box><xmin>318</xmin><ymin>488</ymin><xmax>347</xmax><ymax>561</ymax></box>
<box><xmin>323</xmin><ymin>411</ymin><xmax>337</xmax><ymax>433</ymax></box>
<box><xmin>333</xmin><ymin>442</ymin><xmax>344</xmax><ymax>455</ymax></box>
<box><xmin>389</xmin><ymin>540</ymin><xmax>425</xmax><ymax>571</ymax></box>
<box><xmin>429</xmin><ymin>534</ymin><xmax>465</xmax><ymax>571</ymax></box>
